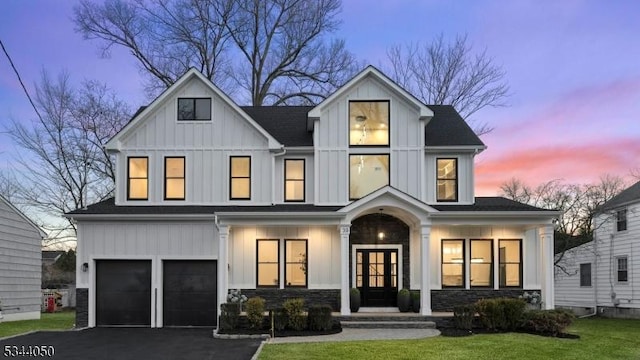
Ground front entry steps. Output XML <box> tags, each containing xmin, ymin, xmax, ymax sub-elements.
<box><xmin>337</xmin><ymin>314</ymin><xmax>437</xmax><ymax>329</ymax></box>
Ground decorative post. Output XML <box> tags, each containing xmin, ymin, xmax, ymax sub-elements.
<box><xmin>420</xmin><ymin>223</ymin><xmax>432</xmax><ymax>315</ymax></box>
<box><xmin>539</xmin><ymin>224</ymin><xmax>555</xmax><ymax>309</ymax></box>
<box><xmin>339</xmin><ymin>224</ymin><xmax>351</xmax><ymax>316</ymax></box>
<box><xmin>218</xmin><ymin>224</ymin><xmax>229</xmax><ymax>317</ymax></box>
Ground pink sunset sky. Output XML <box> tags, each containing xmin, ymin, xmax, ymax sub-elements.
<box><xmin>1</xmin><ymin>0</ymin><xmax>639</xmax><ymax>196</ymax></box>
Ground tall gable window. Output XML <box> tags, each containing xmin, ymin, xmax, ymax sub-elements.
<box><xmin>177</xmin><ymin>98</ymin><xmax>211</xmax><ymax>121</ymax></box>
<box><xmin>257</xmin><ymin>240</ymin><xmax>279</xmax><ymax>287</ymax></box>
<box><xmin>127</xmin><ymin>157</ymin><xmax>148</xmax><ymax>200</ymax></box>
<box><xmin>349</xmin><ymin>154</ymin><xmax>389</xmax><ymax>199</ymax></box>
<box><xmin>499</xmin><ymin>239</ymin><xmax>522</xmax><ymax>288</ymax></box>
<box><xmin>230</xmin><ymin>156</ymin><xmax>251</xmax><ymax>200</ymax></box>
<box><xmin>164</xmin><ymin>157</ymin><xmax>185</xmax><ymax>200</ymax></box>
<box><xmin>617</xmin><ymin>209</ymin><xmax>627</xmax><ymax>231</ymax></box>
<box><xmin>442</xmin><ymin>240</ymin><xmax>464</xmax><ymax>287</ymax></box>
<box><xmin>349</xmin><ymin>101</ymin><xmax>389</xmax><ymax>146</ymax></box>
<box><xmin>284</xmin><ymin>159</ymin><xmax>305</xmax><ymax>202</ymax></box>
<box><xmin>437</xmin><ymin>158</ymin><xmax>458</xmax><ymax>202</ymax></box>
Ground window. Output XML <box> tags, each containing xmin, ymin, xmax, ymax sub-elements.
<box><xmin>580</xmin><ymin>263</ymin><xmax>592</xmax><ymax>287</ymax></box>
<box><xmin>284</xmin><ymin>159</ymin><xmax>305</xmax><ymax>202</ymax></box>
<box><xmin>285</xmin><ymin>240</ymin><xmax>307</xmax><ymax>287</ymax></box>
<box><xmin>617</xmin><ymin>257</ymin><xmax>628</xmax><ymax>283</ymax></box>
<box><xmin>127</xmin><ymin>157</ymin><xmax>148</xmax><ymax>200</ymax></box>
<box><xmin>164</xmin><ymin>157</ymin><xmax>185</xmax><ymax>200</ymax></box>
<box><xmin>470</xmin><ymin>240</ymin><xmax>493</xmax><ymax>287</ymax></box>
<box><xmin>230</xmin><ymin>156</ymin><xmax>251</xmax><ymax>200</ymax></box>
<box><xmin>349</xmin><ymin>154</ymin><xmax>389</xmax><ymax>199</ymax></box>
<box><xmin>177</xmin><ymin>98</ymin><xmax>211</xmax><ymax>121</ymax></box>
<box><xmin>349</xmin><ymin>100</ymin><xmax>389</xmax><ymax>146</ymax></box>
<box><xmin>499</xmin><ymin>239</ymin><xmax>522</xmax><ymax>287</ymax></box>
<box><xmin>617</xmin><ymin>209</ymin><xmax>627</xmax><ymax>231</ymax></box>
<box><xmin>442</xmin><ymin>240</ymin><xmax>464</xmax><ymax>287</ymax></box>
<box><xmin>257</xmin><ymin>240</ymin><xmax>279</xmax><ymax>287</ymax></box>
<box><xmin>437</xmin><ymin>158</ymin><xmax>458</xmax><ymax>202</ymax></box>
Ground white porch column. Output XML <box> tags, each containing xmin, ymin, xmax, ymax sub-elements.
<box><xmin>339</xmin><ymin>224</ymin><xmax>351</xmax><ymax>316</ymax></box>
<box><xmin>539</xmin><ymin>224</ymin><xmax>555</xmax><ymax>309</ymax></box>
<box><xmin>420</xmin><ymin>223</ymin><xmax>432</xmax><ymax>315</ymax></box>
<box><xmin>218</xmin><ymin>225</ymin><xmax>229</xmax><ymax>317</ymax></box>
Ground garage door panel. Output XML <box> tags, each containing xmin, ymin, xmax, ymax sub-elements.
<box><xmin>163</xmin><ymin>260</ymin><xmax>217</xmax><ymax>327</ymax></box>
<box><xmin>96</xmin><ymin>260</ymin><xmax>151</xmax><ymax>326</ymax></box>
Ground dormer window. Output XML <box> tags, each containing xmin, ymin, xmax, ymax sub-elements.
<box><xmin>437</xmin><ymin>158</ymin><xmax>458</xmax><ymax>202</ymax></box>
<box><xmin>177</xmin><ymin>98</ymin><xmax>211</xmax><ymax>121</ymax></box>
<box><xmin>349</xmin><ymin>101</ymin><xmax>389</xmax><ymax>146</ymax></box>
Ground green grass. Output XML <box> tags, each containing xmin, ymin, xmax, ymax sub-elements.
<box><xmin>0</xmin><ymin>311</ymin><xmax>75</xmax><ymax>338</ymax></box>
<box><xmin>259</xmin><ymin>318</ymin><xmax>640</xmax><ymax>360</ymax></box>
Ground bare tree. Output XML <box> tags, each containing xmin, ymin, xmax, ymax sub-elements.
<box><xmin>5</xmin><ymin>70</ymin><xmax>130</xmax><ymax>246</ymax></box>
<box><xmin>73</xmin><ymin>0</ymin><xmax>359</xmax><ymax>104</ymax></box>
<box><xmin>387</xmin><ymin>34</ymin><xmax>509</xmax><ymax>135</ymax></box>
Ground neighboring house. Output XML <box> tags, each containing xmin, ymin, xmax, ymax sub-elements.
<box><xmin>555</xmin><ymin>181</ymin><xmax>640</xmax><ymax>318</ymax></box>
<box><xmin>42</xmin><ymin>250</ymin><xmax>65</xmax><ymax>268</ymax></box>
<box><xmin>0</xmin><ymin>195</ymin><xmax>46</xmax><ymax>321</ymax></box>
<box><xmin>66</xmin><ymin>66</ymin><xmax>559</xmax><ymax>328</ymax></box>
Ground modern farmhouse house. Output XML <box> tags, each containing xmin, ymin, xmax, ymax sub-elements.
<box><xmin>67</xmin><ymin>66</ymin><xmax>559</xmax><ymax>328</ymax></box>
<box><xmin>555</xmin><ymin>181</ymin><xmax>640</xmax><ymax>318</ymax></box>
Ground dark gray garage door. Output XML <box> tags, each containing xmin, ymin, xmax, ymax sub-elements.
<box><xmin>163</xmin><ymin>260</ymin><xmax>217</xmax><ymax>327</ymax></box>
<box><xmin>96</xmin><ymin>260</ymin><xmax>152</xmax><ymax>326</ymax></box>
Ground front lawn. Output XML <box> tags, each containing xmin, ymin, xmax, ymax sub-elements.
<box><xmin>259</xmin><ymin>317</ymin><xmax>640</xmax><ymax>360</ymax></box>
<box><xmin>0</xmin><ymin>311</ymin><xmax>75</xmax><ymax>338</ymax></box>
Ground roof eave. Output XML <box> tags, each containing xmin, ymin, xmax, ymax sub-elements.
<box><xmin>425</xmin><ymin>145</ymin><xmax>487</xmax><ymax>153</ymax></box>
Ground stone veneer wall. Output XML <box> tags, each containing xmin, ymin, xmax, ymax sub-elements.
<box><xmin>75</xmin><ymin>288</ymin><xmax>88</xmax><ymax>328</ymax></box>
<box><xmin>349</xmin><ymin>214</ymin><xmax>410</xmax><ymax>289</ymax></box>
<box><xmin>431</xmin><ymin>289</ymin><xmax>537</xmax><ymax>311</ymax></box>
<box><xmin>241</xmin><ymin>289</ymin><xmax>340</xmax><ymax>311</ymax></box>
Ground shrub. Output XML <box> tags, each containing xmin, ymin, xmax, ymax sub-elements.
<box><xmin>475</xmin><ymin>298</ymin><xmax>505</xmax><ymax>331</ymax></box>
<box><xmin>308</xmin><ymin>304</ymin><xmax>333</xmax><ymax>331</ymax></box>
<box><xmin>272</xmin><ymin>308</ymin><xmax>288</xmax><ymax>331</ymax></box>
<box><xmin>502</xmin><ymin>298</ymin><xmax>526</xmax><ymax>330</ymax></box>
<box><xmin>245</xmin><ymin>297</ymin><xmax>266</xmax><ymax>329</ymax></box>
<box><xmin>523</xmin><ymin>309</ymin><xmax>575</xmax><ymax>336</ymax></box>
<box><xmin>219</xmin><ymin>303</ymin><xmax>240</xmax><ymax>330</ymax></box>
<box><xmin>453</xmin><ymin>304</ymin><xmax>475</xmax><ymax>330</ymax></box>
<box><xmin>284</xmin><ymin>298</ymin><xmax>306</xmax><ymax>331</ymax></box>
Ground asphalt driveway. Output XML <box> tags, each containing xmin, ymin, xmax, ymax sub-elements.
<box><xmin>0</xmin><ymin>328</ymin><xmax>262</xmax><ymax>360</ymax></box>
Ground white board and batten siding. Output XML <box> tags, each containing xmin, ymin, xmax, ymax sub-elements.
<box><xmin>228</xmin><ymin>226</ymin><xmax>341</xmax><ymax>289</ymax></box>
<box><xmin>424</xmin><ymin>153</ymin><xmax>475</xmax><ymax>204</ymax></box>
<box><xmin>115</xmin><ymin>76</ymin><xmax>273</xmax><ymax>205</ymax></box>
<box><xmin>554</xmin><ymin>242</ymin><xmax>596</xmax><ymax>309</ymax></box>
<box><xmin>0</xmin><ymin>197</ymin><xmax>43</xmax><ymax>321</ymax></box>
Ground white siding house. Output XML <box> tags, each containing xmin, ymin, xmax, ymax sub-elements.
<box><xmin>555</xmin><ymin>181</ymin><xmax>640</xmax><ymax>318</ymax></box>
<box><xmin>0</xmin><ymin>195</ymin><xmax>46</xmax><ymax>322</ymax></box>
<box><xmin>67</xmin><ymin>66</ymin><xmax>559</xmax><ymax>328</ymax></box>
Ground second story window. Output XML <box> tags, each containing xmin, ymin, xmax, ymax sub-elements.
<box><xmin>616</xmin><ymin>209</ymin><xmax>627</xmax><ymax>231</ymax></box>
<box><xmin>349</xmin><ymin>100</ymin><xmax>389</xmax><ymax>146</ymax></box>
<box><xmin>164</xmin><ymin>157</ymin><xmax>185</xmax><ymax>200</ymax></box>
<box><xmin>349</xmin><ymin>154</ymin><xmax>389</xmax><ymax>200</ymax></box>
<box><xmin>617</xmin><ymin>256</ymin><xmax>628</xmax><ymax>282</ymax></box>
<box><xmin>127</xmin><ymin>157</ymin><xmax>148</xmax><ymax>200</ymax></box>
<box><xmin>284</xmin><ymin>159</ymin><xmax>305</xmax><ymax>202</ymax></box>
<box><xmin>177</xmin><ymin>98</ymin><xmax>211</xmax><ymax>121</ymax></box>
<box><xmin>230</xmin><ymin>156</ymin><xmax>251</xmax><ymax>200</ymax></box>
<box><xmin>437</xmin><ymin>158</ymin><xmax>458</xmax><ymax>202</ymax></box>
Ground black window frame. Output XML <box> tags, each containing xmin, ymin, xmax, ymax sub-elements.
<box><xmin>616</xmin><ymin>209</ymin><xmax>627</xmax><ymax>232</ymax></box>
<box><xmin>498</xmin><ymin>239</ymin><xmax>523</xmax><ymax>288</ymax></box>
<box><xmin>256</xmin><ymin>239</ymin><xmax>280</xmax><ymax>288</ymax></box>
<box><xmin>127</xmin><ymin>156</ymin><xmax>149</xmax><ymax>201</ymax></box>
<box><xmin>284</xmin><ymin>159</ymin><xmax>305</xmax><ymax>202</ymax></box>
<box><xmin>436</xmin><ymin>158</ymin><xmax>458</xmax><ymax>202</ymax></box>
<box><xmin>177</xmin><ymin>97</ymin><xmax>212</xmax><ymax>121</ymax></box>
<box><xmin>349</xmin><ymin>153</ymin><xmax>390</xmax><ymax>200</ymax></box>
<box><xmin>470</xmin><ymin>239</ymin><xmax>494</xmax><ymax>288</ymax></box>
<box><xmin>229</xmin><ymin>156</ymin><xmax>251</xmax><ymax>200</ymax></box>
<box><xmin>164</xmin><ymin>156</ymin><xmax>185</xmax><ymax>201</ymax></box>
<box><xmin>284</xmin><ymin>239</ymin><xmax>308</xmax><ymax>288</ymax></box>
<box><xmin>580</xmin><ymin>263</ymin><xmax>592</xmax><ymax>287</ymax></box>
<box><xmin>441</xmin><ymin>239</ymin><xmax>465</xmax><ymax>288</ymax></box>
<box><xmin>348</xmin><ymin>100</ymin><xmax>390</xmax><ymax>147</ymax></box>
<box><xmin>617</xmin><ymin>256</ymin><xmax>628</xmax><ymax>283</ymax></box>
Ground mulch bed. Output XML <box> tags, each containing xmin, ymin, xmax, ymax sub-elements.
<box><xmin>438</xmin><ymin>327</ymin><xmax>580</xmax><ymax>339</ymax></box>
<box><xmin>218</xmin><ymin>321</ymin><xmax>342</xmax><ymax>337</ymax></box>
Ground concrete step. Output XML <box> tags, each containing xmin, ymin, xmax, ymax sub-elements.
<box><xmin>336</xmin><ymin>315</ymin><xmax>433</xmax><ymax>322</ymax></box>
<box><xmin>341</xmin><ymin>320</ymin><xmax>437</xmax><ymax>329</ymax></box>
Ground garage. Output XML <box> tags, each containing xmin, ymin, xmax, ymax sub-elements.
<box><xmin>163</xmin><ymin>260</ymin><xmax>217</xmax><ymax>327</ymax></box>
<box><xmin>96</xmin><ymin>260</ymin><xmax>152</xmax><ymax>326</ymax></box>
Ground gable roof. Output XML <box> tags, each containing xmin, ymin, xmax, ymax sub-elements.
<box><xmin>0</xmin><ymin>194</ymin><xmax>47</xmax><ymax>238</ymax></box>
<box><xmin>599</xmin><ymin>180</ymin><xmax>640</xmax><ymax>212</ymax></box>
<box><xmin>425</xmin><ymin>105</ymin><xmax>485</xmax><ymax>147</ymax></box>
<box><xmin>105</xmin><ymin>68</ymin><xmax>283</xmax><ymax>151</ymax></box>
<box><xmin>242</xmin><ymin>106</ymin><xmax>314</xmax><ymax>147</ymax></box>
<box><xmin>308</xmin><ymin>65</ymin><xmax>433</xmax><ymax>120</ymax></box>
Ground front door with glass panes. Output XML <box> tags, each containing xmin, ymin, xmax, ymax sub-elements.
<box><xmin>355</xmin><ymin>249</ymin><xmax>398</xmax><ymax>307</ymax></box>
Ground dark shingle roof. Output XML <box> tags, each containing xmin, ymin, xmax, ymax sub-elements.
<box><xmin>431</xmin><ymin>197</ymin><xmax>555</xmax><ymax>212</ymax></box>
<box><xmin>241</xmin><ymin>106</ymin><xmax>314</xmax><ymax>147</ymax></box>
<box><xmin>599</xmin><ymin>181</ymin><xmax>640</xmax><ymax>212</ymax></box>
<box><xmin>425</xmin><ymin>105</ymin><xmax>485</xmax><ymax>147</ymax></box>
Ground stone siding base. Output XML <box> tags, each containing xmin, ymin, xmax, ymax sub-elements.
<box><xmin>240</xmin><ymin>289</ymin><xmax>340</xmax><ymax>311</ymax></box>
<box><xmin>431</xmin><ymin>289</ymin><xmax>537</xmax><ymax>311</ymax></box>
<box><xmin>76</xmin><ymin>288</ymin><xmax>88</xmax><ymax>328</ymax></box>
<box><xmin>598</xmin><ymin>306</ymin><xmax>640</xmax><ymax>319</ymax></box>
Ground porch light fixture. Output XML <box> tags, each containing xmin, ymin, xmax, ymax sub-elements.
<box><xmin>378</xmin><ymin>231</ymin><xmax>385</xmax><ymax>241</ymax></box>
<box><xmin>81</xmin><ymin>262</ymin><xmax>89</xmax><ymax>272</ymax></box>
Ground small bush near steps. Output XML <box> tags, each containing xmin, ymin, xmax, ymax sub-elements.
<box><xmin>283</xmin><ymin>298</ymin><xmax>306</xmax><ymax>331</ymax></box>
<box><xmin>245</xmin><ymin>297</ymin><xmax>266</xmax><ymax>329</ymax></box>
<box><xmin>308</xmin><ymin>304</ymin><xmax>333</xmax><ymax>331</ymax></box>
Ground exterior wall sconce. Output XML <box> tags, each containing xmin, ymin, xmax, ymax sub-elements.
<box><xmin>378</xmin><ymin>232</ymin><xmax>385</xmax><ymax>240</ymax></box>
<box><xmin>82</xmin><ymin>262</ymin><xmax>89</xmax><ymax>272</ymax></box>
